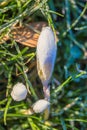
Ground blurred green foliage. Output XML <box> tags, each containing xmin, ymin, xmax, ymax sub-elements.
<box><xmin>0</xmin><ymin>0</ymin><xmax>87</xmax><ymax>130</ymax></box>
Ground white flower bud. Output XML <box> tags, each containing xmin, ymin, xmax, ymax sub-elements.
<box><xmin>11</xmin><ymin>82</ymin><xmax>27</xmax><ymax>101</ymax></box>
<box><xmin>36</xmin><ymin>27</ymin><xmax>57</xmax><ymax>86</ymax></box>
<box><xmin>32</xmin><ymin>99</ymin><xmax>50</xmax><ymax>113</ymax></box>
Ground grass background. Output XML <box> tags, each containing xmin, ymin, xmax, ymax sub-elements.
<box><xmin>0</xmin><ymin>0</ymin><xmax>87</xmax><ymax>130</ymax></box>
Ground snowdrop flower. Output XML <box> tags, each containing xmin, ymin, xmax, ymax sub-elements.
<box><xmin>36</xmin><ymin>27</ymin><xmax>57</xmax><ymax>101</ymax></box>
<box><xmin>11</xmin><ymin>82</ymin><xmax>27</xmax><ymax>101</ymax></box>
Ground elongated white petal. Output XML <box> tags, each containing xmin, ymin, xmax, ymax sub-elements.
<box><xmin>37</xmin><ymin>27</ymin><xmax>57</xmax><ymax>86</ymax></box>
<box><xmin>11</xmin><ymin>82</ymin><xmax>27</xmax><ymax>101</ymax></box>
<box><xmin>32</xmin><ymin>99</ymin><xmax>50</xmax><ymax>113</ymax></box>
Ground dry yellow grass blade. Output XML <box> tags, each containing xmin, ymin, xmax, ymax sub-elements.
<box><xmin>0</xmin><ymin>0</ymin><xmax>11</xmax><ymax>7</ymax></box>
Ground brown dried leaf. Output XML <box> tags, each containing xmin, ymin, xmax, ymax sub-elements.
<box><xmin>0</xmin><ymin>35</ymin><xmax>9</xmax><ymax>44</ymax></box>
<box><xmin>0</xmin><ymin>22</ymin><xmax>47</xmax><ymax>47</ymax></box>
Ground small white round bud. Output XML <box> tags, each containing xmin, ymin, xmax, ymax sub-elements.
<box><xmin>32</xmin><ymin>99</ymin><xmax>50</xmax><ymax>113</ymax></box>
<box><xmin>11</xmin><ymin>82</ymin><xmax>27</xmax><ymax>101</ymax></box>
